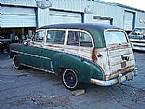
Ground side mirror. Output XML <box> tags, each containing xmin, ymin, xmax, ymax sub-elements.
<box><xmin>23</xmin><ymin>39</ymin><xmax>31</xmax><ymax>46</ymax></box>
<box><xmin>23</xmin><ymin>41</ymin><xmax>28</xmax><ymax>46</ymax></box>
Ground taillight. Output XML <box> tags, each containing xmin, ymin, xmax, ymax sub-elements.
<box><xmin>92</xmin><ymin>48</ymin><xmax>103</xmax><ymax>63</ymax></box>
<box><xmin>92</xmin><ymin>48</ymin><xmax>98</xmax><ymax>63</ymax></box>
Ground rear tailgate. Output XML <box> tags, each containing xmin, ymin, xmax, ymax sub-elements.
<box><xmin>108</xmin><ymin>45</ymin><xmax>135</xmax><ymax>79</ymax></box>
<box><xmin>104</xmin><ymin>29</ymin><xmax>135</xmax><ymax>79</ymax></box>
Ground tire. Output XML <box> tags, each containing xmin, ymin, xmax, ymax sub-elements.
<box><xmin>13</xmin><ymin>55</ymin><xmax>22</xmax><ymax>70</ymax></box>
<box><xmin>62</xmin><ymin>69</ymin><xmax>79</xmax><ymax>91</ymax></box>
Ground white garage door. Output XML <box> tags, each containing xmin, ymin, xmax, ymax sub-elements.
<box><xmin>49</xmin><ymin>10</ymin><xmax>82</xmax><ymax>24</ymax></box>
<box><xmin>1</xmin><ymin>6</ymin><xmax>36</xmax><ymax>28</ymax></box>
<box><xmin>124</xmin><ymin>11</ymin><xmax>135</xmax><ymax>31</ymax></box>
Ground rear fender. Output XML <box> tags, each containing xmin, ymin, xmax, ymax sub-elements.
<box><xmin>52</xmin><ymin>53</ymin><xmax>105</xmax><ymax>83</ymax></box>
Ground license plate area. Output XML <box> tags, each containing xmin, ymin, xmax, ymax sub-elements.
<box><xmin>121</xmin><ymin>61</ymin><xmax>126</xmax><ymax>68</ymax></box>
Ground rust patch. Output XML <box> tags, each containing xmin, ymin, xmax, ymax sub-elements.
<box><xmin>108</xmin><ymin>44</ymin><xmax>130</xmax><ymax>50</ymax></box>
<box><xmin>108</xmin><ymin>66</ymin><xmax>134</xmax><ymax>80</ymax></box>
<box><xmin>92</xmin><ymin>48</ymin><xmax>98</xmax><ymax>62</ymax></box>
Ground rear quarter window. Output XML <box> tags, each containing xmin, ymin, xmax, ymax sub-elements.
<box><xmin>67</xmin><ymin>30</ymin><xmax>93</xmax><ymax>47</ymax></box>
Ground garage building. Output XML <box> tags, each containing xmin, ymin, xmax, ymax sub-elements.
<box><xmin>0</xmin><ymin>0</ymin><xmax>145</xmax><ymax>40</ymax></box>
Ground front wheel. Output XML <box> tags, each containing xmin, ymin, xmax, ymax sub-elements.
<box><xmin>62</xmin><ymin>69</ymin><xmax>79</xmax><ymax>90</ymax></box>
<box><xmin>13</xmin><ymin>55</ymin><xmax>22</xmax><ymax>70</ymax></box>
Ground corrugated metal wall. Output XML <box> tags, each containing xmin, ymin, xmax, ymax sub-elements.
<box><xmin>135</xmin><ymin>11</ymin><xmax>145</xmax><ymax>27</ymax></box>
<box><xmin>38</xmin><ymin>0</ymin><xmax>91</xmax><ymax>27</ymax></box>
<box><xmin>123</xmin><ymin>10</ymin><xmax>135</xmax><ymax>31</ymax></box>
<box><xmin>1</xmin><ymin>0</ymin><xmax>145</xmax><ymax>29</ymax></box>
<box><xmin>93</xmin><ymin>2</ymin><xmax>124</xmax><ymax>28</ymax></box>
<box><xmin>38</xmin><ymin>8</ymin><xmax>50</xmax><ymax>27</ymax></box>
<box><xmin>49</xmin><ymin>0</ymin><xmax>89</xmax><ymax>12</ymax></box>
<box><xmin>1</xmin><ymin>0</ymin><xmax>36</xmax><ymax>7</ymax></box>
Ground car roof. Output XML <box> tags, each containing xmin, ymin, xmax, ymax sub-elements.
<box><xmin>40</xmin><ymin>23</ymin><xmax>119</xmax><ymax>31</ymax></box>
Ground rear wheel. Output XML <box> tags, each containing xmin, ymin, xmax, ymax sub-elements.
<box><xmin>13</xmin><ymin>55</ymin><xmax>22</xmax><ymax>70</ymax></box>
<box><xmin>62</xmin><ymin>69</ymin><xmax>79</xmax><ymax>90</ymax></box>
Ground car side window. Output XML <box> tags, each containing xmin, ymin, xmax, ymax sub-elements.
<box><xmin>67</xmin><ymin>30</ymin><xmax>93</xmax><ymax>47</ymax></box>
<box><xmin>34</xmin><ymin>30</ymin><xmax>45</xmax><ymax>42</ymax></box>
<box><xmin>46</xmin><ymin>30</ymin><xmax>65</xmax><ymax>44</ymax></box>
<box><xmin>67</xmin><ymin>31</ymin><xmax>80</xmax><ymax>46</ymax></box>
<box><xmin>80</xmin><ymin>32</ymin><xmax>93</xmax><ymax>47</ymax></box>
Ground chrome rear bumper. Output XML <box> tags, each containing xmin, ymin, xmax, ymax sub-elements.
<box><xmin>130</xmin><ymin>40</ymin><xmax>145</xmax><ymax>51</ymax></box>
<box><xmin>90</xmin><ymin>72</ymin><xmax>134</xmax><ymax>86</ymax></box>
<box><xmin>133</xmin><ymin>46</ymin><xmax>145</xmax><ymax>51</ymax></box>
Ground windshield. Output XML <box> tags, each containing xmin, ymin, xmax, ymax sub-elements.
<box><xmin>105</xmin><ymin>30</ymin><xmax>128</xmax><ymax>46</ymax></box>
<box><xmin>33</xmin><ymin>30</ymin><xmax>45</xmax><ymax>42</ymax></box>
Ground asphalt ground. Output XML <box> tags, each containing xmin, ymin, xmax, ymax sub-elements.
<box><xmin>0</xmin><ymin>52</ymin><xmax>145</xmax><ymax>109</ymax></box>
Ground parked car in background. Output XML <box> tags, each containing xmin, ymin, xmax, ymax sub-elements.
<box><xmin>128</xmin><ymin>27</ymin><xmax>145</xmax><ymax>51</ymax></box>
<box><xmin>0</xmin><ymin>36</ymin><xmax>12</xmax><ymax>53</ymax></box>
<box><xmin>10</xmin><ymin>23</ymin><xmax>135</xmax><ymax>90</ymax></box>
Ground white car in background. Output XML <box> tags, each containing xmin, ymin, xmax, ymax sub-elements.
<box><xmin>128</xmin><ymin>27</ymin><xmax>145</xmax><ymax>51</ymax></box>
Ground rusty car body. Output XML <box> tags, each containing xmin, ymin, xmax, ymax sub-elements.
<box><xmin>10</xmin><ymin>23</ymin><xmax>135</xmax><ymax>90</ymax></box>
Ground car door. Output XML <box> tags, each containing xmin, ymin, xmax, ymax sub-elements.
<box><xmin>65</xmin><ymin>30</ymin><xmax>94</xmax><ymax>60</ymax></box>
<box><xmin>64</xmin><ymin>30</ymin><xmax>80</xmax><ymax>55</ymax></box>
<box><xmin>42</xmin><ymin>29</ymin><xmax>66</xmax><ymax>72</ymax></box>
<box><xmin>78</xmin><ymin>31</ymin><xmax>94</xmax><ymax>60</ymax></box>
<box><xmin>29</xmin><ymin>29</ymin><xmax>46</xmax><ymax>69</ymax></box>
<box><xmin>64</xmin><ymin>30</ymin><xmax>94</xmax><ymax>80</ymax></box>
<box><xmin>20</xmin><ymin>43</ymin><xmax>33</xmax><ymax>66</ymax></box>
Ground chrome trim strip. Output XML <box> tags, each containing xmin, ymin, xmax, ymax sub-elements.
<box><xmin>21</xmin><ymin>63</ymin><xmax>55</xmax><ymax>74</ymax></box>
<box><xmin>50</xmin><ymin>61</ymin><xmax>54</xmax><ymax>72</ymax></box>
<box><xmin>11</xmin><ymin>50</ymin><xmax>51</xmax><ymax>60</ymax></box>
<box><xmin>130</xmin><ymin>39</ymin><xmax>145</xmax><ymax>43</ymax></box>
<box><xmin>133</xmin><ymin>46</ymin><xmax>145</xmax><ymax>51</ymax></box>
<box><xmin>133</xmin><ymin>42</ymin><xmax>145</xmax><ymax>47</ymax></box>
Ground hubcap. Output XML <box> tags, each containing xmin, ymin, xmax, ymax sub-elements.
<box><xmin>63</xmin><ymin>70</ymin><xmax>78</xmax><ymax>88</ymax></box>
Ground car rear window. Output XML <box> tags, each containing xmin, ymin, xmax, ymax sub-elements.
<box><xmin>105</xmin><ymin>30</ymin><xmax>128</xmax><ymax>46</ymax></box>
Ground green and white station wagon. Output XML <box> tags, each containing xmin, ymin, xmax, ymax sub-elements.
<box><xmin>10</xmin><ymin>23</ymin><xmax>135</xmax><ymax>90</ymax></box>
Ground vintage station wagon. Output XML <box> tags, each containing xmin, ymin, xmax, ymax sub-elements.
<box><xmin>10</xmin><ymin>23</ymin><xmax>135</xmax><ymax>90</ymax></box>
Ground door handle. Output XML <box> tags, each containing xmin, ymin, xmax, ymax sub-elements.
<box><xmin>97</xmin><ymin>53</ymin><xmax>102</xmax><ymax>57</ymax></box>
<box><xmin>121</xmin><ymin>55</ymin><xmax>129</xmax><ymax>61</ymax></box>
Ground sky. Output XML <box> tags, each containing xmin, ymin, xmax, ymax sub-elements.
<box><xmin>100</xmin><ymin>0</ymin><xmax>145</xmax><ymax>11</ymax></box>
